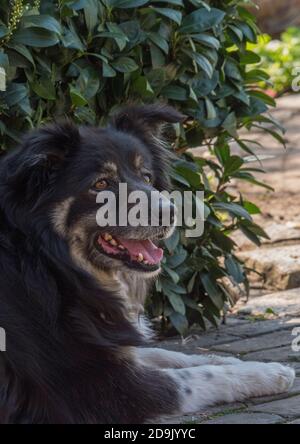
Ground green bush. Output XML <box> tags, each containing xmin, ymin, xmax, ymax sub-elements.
<box><xmin>250</xmin><ymin>28</ymin><xmax>300</xmax><ymax>95</ymax></box>
<box><xmin>0</xmin><ymin>0</ymin><xmax>284</xmax><ymax>335</ymax></box>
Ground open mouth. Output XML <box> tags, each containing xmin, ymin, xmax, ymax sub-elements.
<box><xmin>95</xmin><ymin>233</ymin><xmax>163</xmax><ymax>272</ymax></box>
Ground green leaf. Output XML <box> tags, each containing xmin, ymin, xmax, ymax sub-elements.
<box><xmin>21</xmin><ymin>15</ymin><xmax>62</xmax><ymax>35</ymax></box>
<box><xmin>191</xmin><ymin>71</ymin><xmax>219</xmax><ymax>97</ymax></box>
<box><xmin>164</xmin><ymin>229</ymin><xmax>180</xmax><ymax>253</ymax></box>
<box><xmin>61</xmin><ymin>28</ymin><xmax>85</xmax><ymax>50</ymax></box>
<box><xmin>167</xmin><ymin>247</ymin><xmax>188</xmax><ymax>268</ymax></box>
<box><xmin>32</xmin><ymin>79</ymin><xmax>56</xmax><ymax>100</ymax></box>
<box><xmin>146</xmin><ymin>68</ymin><xmax>165</xmax><ymax>93</ymax></box>
<box><xmin>205</xmin><ymin>98</ymin><xmax>216</xmax><ymax>120</ymax></box>
<box><xmin>131</xmin><ymin>76</ymin><xmax>154</xmax><ymax>97</ymax></box>
<box><xmin>112</xmin><ymin>57</ymin><xmax>139</xmax><ymax>73</ymax></box>
<box><xmin>165</xmin><ymin>290</ymin><xmax>186</xmax><ymax>315</ymax></box>
<box><xmin>152</xmin><ymin>8</ymin><xmax>182</xmax><ymax>25</ymax></box>
<box><xmin>224</xmin><ymin>155</ymin><xmax>244</xmax><ymax>177</ymax></box>
<box><xmin>12</xmin><ymin>28</ymin><xmax>60</xmax><ymax>47</ymax></box>
<box><xmin>4</xmin><ymin>82</ymin><xmax>28</xmax><ymax>106</ymax></box>
<box><xmin>69</xmin><ymin>86</ymin><xmax>88</xmax><ymax>106</ymax></box>
<box><xmin>224</xmin><ymin>59</ymin><xmax>242</xmax><ymax>81</ymax></box>
<box><xmin>245</xmin><ymin>69</ymin><xmax>270</xmax><ymax>83</ymax></box>
<box><xmin>175</xmin><ymin>166</ymin><xmax>201</xmax><ymax>188</ymax></box>
<box><xmin>0</xmin><ymin>52</ymin><xmax>9</xmax><ymax>70</ymax></box>
<box><xmin>212</xmin><ymin>202</ymin><xmax>252</xmax><ymax>221</ymax></box>
<box><xmin>192</xmin><ymin>52</ymin><xmax>214</xmax><ymax>78</ymax></box>
<box><xmin>0</xmin><ymin>67</ymin><xmax>6</xmax><ymax>91</ymax></box>
<box><xmin>243</xmin><ymin>201</ymin><xmax>261</xmax><ymax>215</ymax></box>
<box><xmin>107</xmin><ymin>0</ymin><xmax>149</xmax><ymax>8</ymax></box>
<box><xmin>149</xmin><ymin>43</ymin><xmax>165</xmax><ymax>68</ymax></box>
<box><xmin>84</xmin><ymin>0</ymin><xmax>99</xmax><ymax>32</ymax></box>
<box><xmin>238</xmin><ymin>22</ymin><xmax>257</xmax><ymax>43</ymax></box>
<box><xmin>152</xmin><ymin>0</ymin><xmax>183</xmax><ymax>4</ymax></box>
<box><xmin>191</xmin><ymin>33</ymin><xmax>220</xmax><ymax>50</ymax></box>
<box><xmin>6</xmin><ymin>43</ymin><xmax>35</xmax><ymax>66</ymax></box>
<box><xmin>239</xmin><ymin>224</ymin><xmax>261</xmax><ymax>247</ymax></box>
<box><xmin>169</xmin><ymin>312</ymin><xmax>188</xmax><ymax>335</ymax></box>
<box><xmin>240</xmin><ymin>50</ymin><xmax>261</xmax><ymax>65</ymax></box>
<box><xmin>249</xmin><ymin>90</ymin><xmax>276</xmax><ymax>107</ymax></box>
<box><xmin>228</xmin><ymin>24</ymin><xmax>243</xmax><ymax>42</ymax></box>
<box><xmin>148</xmin><ymin>32</ymin><xmax>169</xmax><ymax>54</ymax></box>
<box><xmin>180</xmin><ymin>7</ymin><xmax>225</xmax><ymax>34</ymax></box>
<box><xmin>76</xmin><ymin>66</ymin><xmax>100</xmax><ymax>99</ymax></box>
<box><xmin>225</xmin><ymin>255</ymin><xmax>244</xmax><ymax>284</ymax></box>
<box><xmin>107</xmin><ymin>22</ymin><xmax>129</xmax><ymax>51</ymax></box>
<box><xmin>0</xmin><ymin>24</ymin><xmax>8</xmax><ymax>39</ymax></box>
<box><xmin>161</xmin><ymin>85</ymin><xmax>188</xmax><ymax>101</ymax></box>
<box><xmin>163</xmin><ymin>265</ymin><xmax>180</xmax><ymax>284</ymax></box>
<box><xmin>222</xmin><ymin>112</ymin><xmax>238</xmax><ymax>138</ymax></box>
<box><xmin>200</xmin><ymin>273</ymin><xmax>224</xmax><ymax>310</ymax></box>
<box><xmin>187</xmin><ymin>272</ymin><xmax>198</xmax><ymax>293</ymax></box>
<box><xmin>102</xmin><ymin>62</ymin><xmax>116</xmax><ymax>77</ymax></box>
<box><xmin>170</xmin><ymin>170</ymin><xmax>190</xmax><ymax>186</ymax></box>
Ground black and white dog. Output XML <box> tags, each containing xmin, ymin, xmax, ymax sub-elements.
<box><xmin>0</xmin><ymin>104</ymin><xmax>294</xmax><ymax>423</ymax></box>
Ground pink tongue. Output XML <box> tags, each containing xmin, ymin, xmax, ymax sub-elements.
<box><xmin>118</xmin><ymin>239</ymin><xmax>163</xmax><ymax>265</ymax></box>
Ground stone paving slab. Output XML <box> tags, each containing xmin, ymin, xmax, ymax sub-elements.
<box><xmin>225</xmin><ymin>318</ymin><xmax>300</xmax><ymax>338</ymax></box>
<box><xmin>233</xmin><ymin>222</ymin><xmax>300</xmax><ymax>251</ymax></box>
<box><xmin>156</xmin><ymin>332</ymin><xmax>241</xmax><ymax>352</ymax></box>
<box><xmin>211</xmin><ymin>330</ymin><xmax>294</xmax><ymax>355</ymax></box>
<box><xmin>287</xmin><ymin>363</ymin><xmax>300</xmax><ymax>375</ymax></box>
<box><xmin>249</xmin><ymin>395</ymin><xmax>300</xmax><ymax>418</ymax></box>
<box><xmin>238</xmin><ymin>246</ymin><xmax>300</xmax><ymax>290</ymax></box>
<box><xmin>200</xmin><ymin>412</ymin><xmax>284</xmax><ymax>425</ymax></box>
<box><xmin>235</xmin><ymin>289</ymin><xmax>300</xmax><ymax>317</ymax></box>
<box><xmin>275</xmin><ymin>95</ymin><xmax>300</xmax><ymax>110</ymax></box>
<box><xmin>242</xmin><ymin>345</ymin><xmax>299</xmax><ymax>363</ymax></box>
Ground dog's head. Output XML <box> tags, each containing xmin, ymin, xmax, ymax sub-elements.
<box><xmin>1</xmin><ymin>104</ymin><xmax>185</xmax><ymax>278</ymax></box>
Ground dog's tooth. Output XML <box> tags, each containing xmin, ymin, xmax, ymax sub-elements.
<box><xmin>143</xmin><ymin>260</ymin><xmax>149</xmax><ymax>265</ymax></box>
<box><xmin>104</xmin><ymin>233</ymin><xmax>112</xmax><ymax>241</ymax></box>
<box><xmin>118</xmin><ymin>244</ymin><xmax>125</xmax><ymax>250</ymax></box>
<box><xmin>110</xmin><ymin>239</ymin><xmax>118</xmax><ymax>246</ymax></box>
<box><xmin>137</xmin><ymin>253</ymin><xmax>144</xmax><ymax>262</ymax></box>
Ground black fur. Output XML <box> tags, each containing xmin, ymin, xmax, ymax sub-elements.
<box><xmin>0</xmin><ymin>105</ymin><xmax>185</xmax><ymax>423</ymax></box>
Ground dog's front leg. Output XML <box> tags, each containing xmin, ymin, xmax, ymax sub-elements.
<box><xmin>165</xmin><ymin>362</ymin><xmax>295</xmax><ymax>414</ymax></box>
<box><xmin>136</xmin><ymin>347</ymin><xmax>241</xmax><ymax>369</ymax></box>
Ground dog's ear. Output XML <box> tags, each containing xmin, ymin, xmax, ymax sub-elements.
<box><xmin>19</xmin><ymin>120</ymin><xmax>80</xmax><ymax>167</ymax></box>
<box><xmin>111</xmin><ymin>104</ymin><xmax>186</xmax><ymax>191</ymax></box>
<box><xmin>5</xmin><ymin>121</ymin><xmax>80</xmax><ymax>201</ymax></box>
<box><xmin>110</xmin><ymin>104</ymin><xmax>186</xmax><ymax>138</ymax></box>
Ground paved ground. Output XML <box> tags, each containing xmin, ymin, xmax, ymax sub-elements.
<box><xmin>158</xmin><ymin>95</ymin><xmax>300</xmax><ymax>424</ymax></box>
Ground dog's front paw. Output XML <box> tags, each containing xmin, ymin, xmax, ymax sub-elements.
<box><xmin>266</xmin><ymin>363</ymin><xmax>295</xmax><ymax>394</ymax></box>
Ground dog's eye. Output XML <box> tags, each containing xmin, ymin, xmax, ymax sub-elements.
<box><xmin>93</xmin><ymin>179</ymin><xmax>108</xmax><ymax>191</ymax></box>
<box><xmin>143</xmin><ymin>174</ymin><xmax>152</xmax><ymax>184</ymax></box>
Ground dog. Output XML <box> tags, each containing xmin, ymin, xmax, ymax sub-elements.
<box><xmin>0</xmin><ymin>104</ymin><xmax>295</xmax><ymax>424</ymax></box>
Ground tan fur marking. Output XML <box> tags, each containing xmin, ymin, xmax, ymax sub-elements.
<box><xmin>134</xmin><ymin>154</ymin><xmax>143</xmax><ymax>169</ymax></box>
<box><xmin>52</xmin><ymin>197</ymin><xmax>75</xmax><ymax>237</ymax></box>
<box><xmin>102</xmin><ymin>161</ymin><xmax>118</xmax><ymax>176</ymax></box>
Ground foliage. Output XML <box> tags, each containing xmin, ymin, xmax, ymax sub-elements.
<box><xmin>250</xmin><ymin>28</ymin><xmax>300</xmax><ymax>95</ymax></box>
<box><xmin>0</xmin><ymin>0</ymin><xmax>284</xmax><ymax>335</ymax></box>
